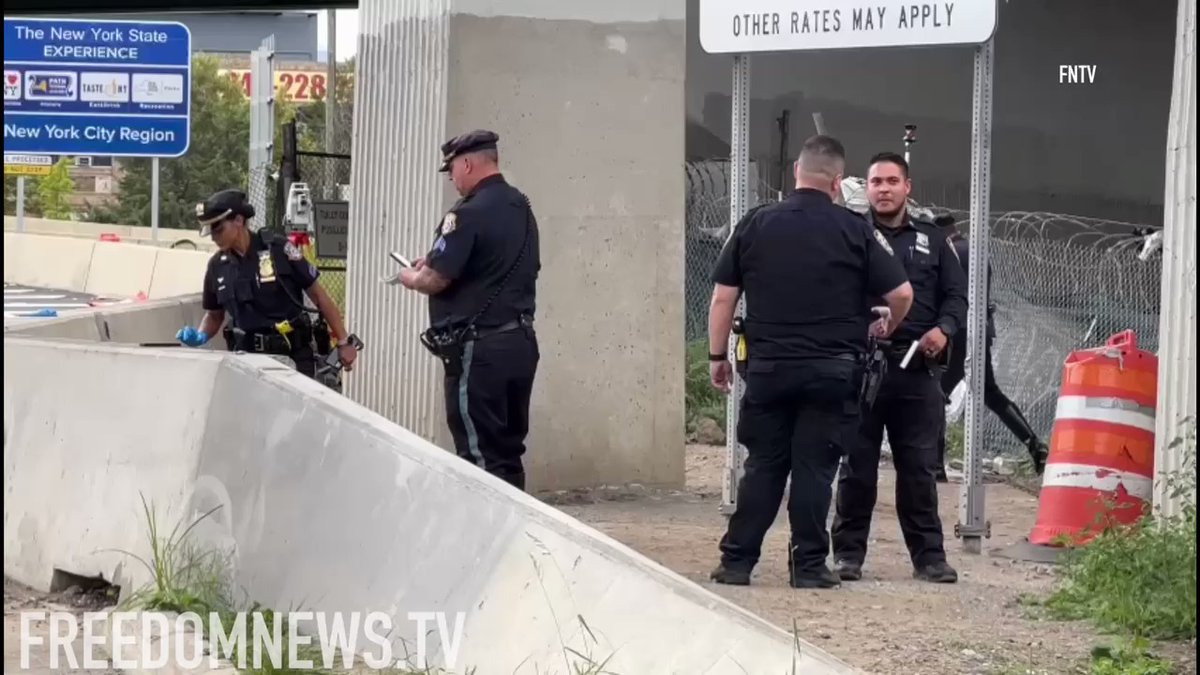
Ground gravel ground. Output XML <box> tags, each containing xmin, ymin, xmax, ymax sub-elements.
<box><xmin>546</xmin><ymin>444</ymin><xmax>1197</xmax><ymax>675</ymax></box>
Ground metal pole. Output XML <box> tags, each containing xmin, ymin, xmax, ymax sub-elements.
<box><xmin>325</xmin><ymin>9</ymin><xmax>337</xmax><ymax>154</ymax></box>
<box><xmin>721</xmin><ymin>53</ymin><xmax>751</xmax><ymax>516</ymax></box>
<box><xmin>16</xmin><ymin>176</ymin><xmax>26</xmax><ymax>232</ymax></box>
<box><xmin>151</xmin><ymin>157</ymin><xmax>160</xmax><ymax>241</ymax></box>
<box><xmin>958</xmin><ymin>38</ymin><xmax>996</xmax><ymax>554</ymax></box>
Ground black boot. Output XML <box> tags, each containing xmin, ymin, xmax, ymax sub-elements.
<box><xmin>996</xmin><ymin>402</ymin><xmax>1048</xmax><ymax>474</ymax></box>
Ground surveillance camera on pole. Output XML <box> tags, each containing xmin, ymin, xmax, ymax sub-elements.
<box><xmin>903</xmin><ymin>124</ymin><xmax>918</xmax><ymax>167</ymax></box>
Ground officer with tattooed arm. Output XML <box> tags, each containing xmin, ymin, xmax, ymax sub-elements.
<box><xmin>390</xmin><ymin>130</ymin><xmax>541</xmax><ymax>492</ymax></box>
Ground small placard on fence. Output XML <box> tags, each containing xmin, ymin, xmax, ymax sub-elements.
<box><xmin>314</xmin><ymin>200</ymin><xmax>349</xmax><ymax>260</ymax></box>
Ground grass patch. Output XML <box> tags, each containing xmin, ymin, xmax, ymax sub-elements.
<box><xmin>685</xmin><ymin>338</ymin><xmax>726</xmax><ymax>438</ymax></box>
<box><xmin>945</xmin><ymin>418</ymin><xmax>965</xmax><ymax>461</ymax></box>
<box><xmin>1088</xmin><ymin>638</ymin><xmax>1176</xmax><ymax>675</ymax></box>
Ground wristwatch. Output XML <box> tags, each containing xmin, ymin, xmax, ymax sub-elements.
<box><xmin>709</xmin><ymin>352</ymin><xmax>727</xmax><ymax>362</ymax></box>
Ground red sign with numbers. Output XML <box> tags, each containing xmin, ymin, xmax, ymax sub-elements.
<box><xmin>222</xmin><ymin>69</ymin><xmax>329</xmax><ymax>101</ymax></box>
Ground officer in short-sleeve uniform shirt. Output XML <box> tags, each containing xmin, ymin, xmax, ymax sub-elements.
<box><xmin>707</xmin><ymin>135</ymin><xmax>913</xmax><ymax>589</ymax></box>
<box><xmin>395</xmin><ymin>130</ymin><xmax>541</xmax><ymax>491</ymax></box>
<box><xmin>176</xmin><ymin>189</ymin><xmax>358</xmax><ymax>378</ymax></box>
<box><xmin>831</xmin><ymin>153</ymin><xmax>967</xmax><ymax>584</ymax></box>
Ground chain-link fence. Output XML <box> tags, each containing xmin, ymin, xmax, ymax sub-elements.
<box><xmin>683</xmin><ymin>159</ymin><xmax>1164</xmax><ymax>460</ymax></box>
<box><xmin>936</xmin><ymin>210</ymin><xmax>1162</xmax><ymax>459</ymax></box>
<box><xmin>245</xmin><ymin>134</ymin><xmax>352</xmax><ymax>315</ymax></box>
<box><xmin>685</xmin><ymin>160</ymin><xmax>781</xmax><ymax>340</ymax></box>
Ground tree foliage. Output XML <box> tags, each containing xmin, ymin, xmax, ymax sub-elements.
<box><xmin>37</xmin><ymin>159</ymin><xmax>76</xmax><ymax>219</ymax></box>
<box><xmin>87</xmin><ymin>54</ymin><xmax>250</xmax><ymax>229</ymax></box>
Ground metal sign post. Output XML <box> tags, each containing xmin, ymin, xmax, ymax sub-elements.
<box><xmin>957</xmin><ymin>39</ymin><xmax>997</xmax><ymax>553</ymax></box>
<box><xmin>248</xmin><ymin>35</ymin><xmax>277</xmax><ymax>226</ymax></box>
<box><xmin>699</xmin><ymin>0</ymin><xmax>999</xmax><ymax>553</ymax></box>
<box><xmin>720</xmin><ymin>53</ymin><xmax>752</xmax><ymax>514</ymax></box>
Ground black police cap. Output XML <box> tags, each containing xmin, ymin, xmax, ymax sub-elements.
<box><xmin>439</xmin><ymin>129</ymin><xmax>499</xmax><ymax>172</ymax></box>
<box><xmin>196</xmin><ymin>189</ymin><xmax>255</xmax><ymax>235</ymax></box>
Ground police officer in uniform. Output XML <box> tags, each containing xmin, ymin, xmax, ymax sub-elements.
<box><xmin>708</xmin><ymin>135</ymin><xmax>914</xmax><ymax>589</ymax></box>
<box><xmin>394</xmin><ymin>130</ymin><xmax>541</xmax><ymax>491</ymax></box>
<box><xmin>177</xmin><ymin>189</ymin><xmax>358</xmax><ymax>377</ymax></box>
<box><xmin>831</xmin><ymin>153</ymin><xmax>968</xmax><ymax>584</ymax></box>
<box><xmin>933</xmin><ymin>216</ymin><xmax>1049</xmax><ymax>481</ymax></box>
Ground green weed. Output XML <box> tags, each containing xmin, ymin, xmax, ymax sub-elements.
<box><xmin>1089</xmin><ymin>638</ymin><xmax>1176</xmax><ymax>675</ymax></box>
<box><xmin>109</xmin><ymin>492</ymin><xmax>234</xmax><ymax>616</ymax></box>
<box><xmin>685</xmin><ymin>339</ymin><xmax>727</xmax><ymax>438</ymax></box>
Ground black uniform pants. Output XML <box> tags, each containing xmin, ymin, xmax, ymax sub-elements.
<box><xmin>937</xmin><ymin>333</ymin><xmax>1023</xmax><ymax>466</ymax></box>
<box><xmin>443</xmin><ymin>327</ymin><xmax>539</xmax><ymax>491</ymax></box>
<box><xmin>718</xmin><ymin>358</ymin><xmax>862</xmax><ymax>576</ymax></box>
<box><xmin>832</xmin><ymin>363</ymin><xmax>947</xmax><ymax>568</ymax></box>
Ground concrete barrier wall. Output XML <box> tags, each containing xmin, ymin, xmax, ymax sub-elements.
<box><xmin>3</xmin><ymin>232</ymin><xmax>210</xmax><ymax>300</ymax></box>
<box><xmin>2</xmin><ymin>337</ymin><xmax>855</xmax><ymax>674</ymax></box>
<box><xmin>4</xmin><ymin>216</ymin><xmax>213</xmax><ymax>251</ymax></box>
<box><xmin>4</xmin><ymin>295</ymin><xmax>209</xmax><ymax>346</ymax></box>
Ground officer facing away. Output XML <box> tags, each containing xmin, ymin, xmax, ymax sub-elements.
<box><xmin>708</xmin><ymin>135</ymin><xmax>914</xmax><ymax>589</ymax></box>
<box><xmin>933</xmin><ymin>216</ymin><xmax>1049</xmax><ymax>480</ymax></box>
<box><xmin>831</xmin><ymin>153</ymin><xmax>968</xmax><ymax>584</ymax></box>
<box><xmin>178</xmin><ymin>189</ymin><xmax>358</xmax><ymax>377</ymax></box>
<box><xmin>393</xmin><ymin>130</ymin><xmax>541</xmax><ymax>491</ymax></box>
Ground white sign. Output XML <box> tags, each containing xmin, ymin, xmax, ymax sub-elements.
<box><xmin>314</xmin><ymin>201</ymin><xmax>349</xmax><ymax>260</ymax></box>
<box><xmin>4</xmin><ymin>154</ymin><xmax>53</xmax><ymax>166</ymax></box>
<box><xmin>698</xmin><ymin>0</ymin><xmax>998</xmax><ymax>54</ymax></box>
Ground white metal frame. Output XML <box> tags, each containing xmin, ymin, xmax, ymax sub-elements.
<box><xmin>248</xmin><ymin>35</ymin><xmax>277</xmax><ymax>225</ymax></box>
<box><xmin>718</xmin><ymin>41</ymin><xmax>998</xmax><ymax>554</ymax></box>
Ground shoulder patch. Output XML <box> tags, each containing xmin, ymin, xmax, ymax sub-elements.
<box><xmin>283</xmin><ymin>240</ymin><xmax>304</xmax><ymax>261</ymax></box>
<box><xmin>873</xmin><ymin>229</ymin><xmax>894</xmax><ymax>256</ymax></box>
<box><xmin>441</xmin><ymin>212</ymin><xmax>458</xmax><ymax>235</ymax></box>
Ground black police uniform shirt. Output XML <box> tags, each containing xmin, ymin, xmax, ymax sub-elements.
<box><xmin>424</xmin><ymin>174</ymin><xmax>540</xmax><ymax>330</ymax></box>
<box><xmin>202</xmin><ymin>232</ymin><xmax>319</xmax><ymax>333</ymax></box>
<box><xmin>711</xmin><ymin>188</ymin><xmax>908</xmax><ymax>361</ymax></box>
<box><xmin>870</xmin><ymin>213</ymin><xmax>968</xmax><ymax>345</ymax></box>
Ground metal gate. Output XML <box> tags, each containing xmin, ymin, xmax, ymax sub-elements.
<box><xmin>276</xmin><ymin>121</ymin><xmax>352</xmax><ymax>312</ymax></box>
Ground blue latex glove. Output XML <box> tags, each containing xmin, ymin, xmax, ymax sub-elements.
<box><xmin>176</xmin><ymin>326</ymin><xmax>209</xmax><ymax>347</ymax></box>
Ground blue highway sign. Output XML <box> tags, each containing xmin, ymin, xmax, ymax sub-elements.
<box><xmin>3</xmin><ymin>17</ymin><xmax>192</xmax><ymax>158</ymax></box>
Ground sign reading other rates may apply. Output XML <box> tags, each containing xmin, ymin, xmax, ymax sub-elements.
<box><xmin>698</xmin><ymin>0</ymin><xmax>998</xmax><ymax>53</ymax></box>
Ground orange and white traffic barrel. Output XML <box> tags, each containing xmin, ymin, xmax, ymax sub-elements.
<box><xmin>1028</xmin><ymin>330</ymin><xmax>1158</xmax><ymax>546</ymax></box>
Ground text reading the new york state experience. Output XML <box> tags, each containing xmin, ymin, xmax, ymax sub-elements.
<box><xmin>731</xmin><ymin>3</ymin><xmax>958</xmax><ymax>37</ymax></box>
<box><xmin>13</xmin><ymin>23</ymin><xmax>170</xmax><ymax>61</ymax></box>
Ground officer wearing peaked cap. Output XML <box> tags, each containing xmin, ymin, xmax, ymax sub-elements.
<box><xmin>392</xmin><ymin>130</ymin><xmax>542</xmax><ymax>491</ymax></box>
<box><xmin>177</xmin><ymin>188</ymin><xmax>359</xmax><ymax>378</ymax></box>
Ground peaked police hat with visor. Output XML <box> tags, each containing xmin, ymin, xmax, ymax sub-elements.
<box><xmin>438</xmin><ymin>129</ymin><xmax>500</xmax><ymax>172</ymax></box>
<box><xmin>196</xmin><ymin>189</ymin><xmax>256</xmax><ymax>236</ymax></box>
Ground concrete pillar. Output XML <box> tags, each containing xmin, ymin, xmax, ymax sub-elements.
<box><xmin>1153</xmin><ymin>0</ymin><xmax>1196</xmax><ymax>519</ymax></box>
<box><xmin>346</xmin><ymin>0</ymin><xmax>687</xmax><ymax>491</ymax></box>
